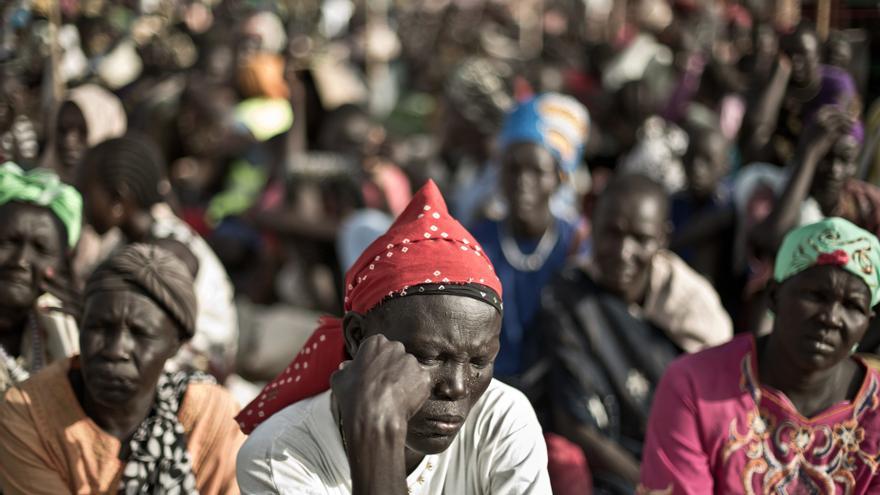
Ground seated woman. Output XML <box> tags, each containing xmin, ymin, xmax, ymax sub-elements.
<box><xmin>0</xmin><ymin>162</ymin><xmax>81</xmax><ymax>394</ymax></box>
<box><xmin>0</xmin><ymin>244</ymin><xmax>245</xmax><ymax>494</ymax></box>
<box><xmin>235</xmin><ymin>181</ymin><xmax>551</xmax><ymax>494</ymax></box>
<box><xmin>639</xmin><ymin>217</ymin><xmax>880</xmax><ymax>493</ymax></box>
<box><xmin>469</xmin><ymin>93</ymin><xmax>589</xmax><ymax>383</ymax></box>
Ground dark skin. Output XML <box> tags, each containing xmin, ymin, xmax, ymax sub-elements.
<box><xmin>74</xmin><ymin>290</ymin><xmax>182</xmax><ymax>447</ymax></box>
<box><xmin>591</xmin><ymin>186</ymin><xmax>669</xmax><ymax>306</ymax></box>
<box><xmin>763</xmin><ymin>265</ymin><xmax>873</xmax><ymax>417</ymax></box>
<box><xmin>683</xmin><ymin>128</ymin><xmax>730</xmax><ymax>202</ymax></box>
<box><xmin>332</xmin><ymin>294</ymin><xmax>501</xmax><ymax>494</ymax></box>
<box><xmin>558</xmin><ymin>182</ymin><xmax>669</xmax><ymax>485</ymax></box>
<box><xmin>671</xmin><ymin>127</ymin><xmax>736</xmax><ymax>283</ymax></box>
<box><xmin>76</xmin><ymin>159</ymin><xmax>154</xmax><ymax>242</ymax></box>
<box><xmin>783</xmin><ymin>28</ymin><xmax>822</xmax><ymax>95</ymax></box>
<box><xmin>500</xmin><ymin>142</ymin><xmax>560</xmax><ymax>239</ymax></box>
<box><xmin>55</xmin><ymin>101</ymin><xmax>89</xmax><ymax>178</ymax></box>
<box><xmin>0</xmin><ymin>203</ymin><xmax>67</xmax><ymax>357</ymax></box>
<box><xmin>750</xmin><ymin>105</ymin><xmax>857</xmax><ymax>255</ymax></box>
<box><xmin>741</xmin><ymin>26</ymin><xmax>823</xmax><ymax>163</ymax></box>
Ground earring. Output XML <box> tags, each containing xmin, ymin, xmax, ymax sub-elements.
<box><xmin>851</xmin><ymin>343</ymin><xmax>860</xmax><ymax>355</ymax></box>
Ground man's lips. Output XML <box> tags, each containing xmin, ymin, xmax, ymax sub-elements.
<box><xmin>86</xmin><ymin>364</ymin><xmax>138</xmax><ymax>390</ymax></box>
<box><xmin>418</xmin><ymin>415</ymin><xmax>465</xmax><ymax>435</ymax></box>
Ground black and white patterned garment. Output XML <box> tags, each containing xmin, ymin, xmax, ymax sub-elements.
<box><xmin>120</xmin><ymin>370</ymin><xmax>214</xmax><ymax>495</ymax></box>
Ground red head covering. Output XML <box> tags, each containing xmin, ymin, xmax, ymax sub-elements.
<box><xmin>236</xmin><ymin>180</ymin><xmax>502</xmax><ymax>433</ymax></box>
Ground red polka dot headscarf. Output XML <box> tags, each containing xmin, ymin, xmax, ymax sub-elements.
<box><xmin>236</xmin><ymin>180</ymin><xmax>503</xmax><ymax>433</ymax></box>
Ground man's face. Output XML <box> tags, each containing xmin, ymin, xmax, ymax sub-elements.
<box><xmin>80</xmin><ymin>290</ymin><xmax>181</xmax><ymax>407</ymax></box>
<box><xmin>770</xmin><ymin>265</ymin><xmax>872</xmax><ymax>372</ymax></box>
<box><xmin>592</xmin><ymin>191</ymin><xmax>667</xmax><ymax>304</ymax></box>
<box><xmin>811</xmin><ymin>134</ymin><xmax>859</xmax><ymax>210</ymax></box>
<box><xmin>500</xmin><ymin>142</ymin><xmax>559</xmax><ymax>232</ymax></box>
<box><xmin>684</xmin><ymin>131</ymin><xmax>729</xmax><ymax>199</ymax></box>
<box><xmin>76</xmin><ymin>161</ymin><xmax>119</xmax><ymax>236</ymax></box>
<box><xmin>0</xmin><ymin>202</ymin><xmax>65</xmax><ymax>312</ymax></box>
<box><xmin>784</xmin><ymin>30</ymin><xmax>821</xmax><ymax>89</ymax></box>
<box><xmin>55</xmin><ymin>102</ymin><xmax>88</xmax><ymax>173</ymax></box>
<box><xmin>366</xmin><ymin>294</ymin><xmax>501</xmax><ymax>455</ymax></box>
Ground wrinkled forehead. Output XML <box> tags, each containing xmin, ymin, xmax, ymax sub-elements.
<box><xmin>366</xmin><ymin>293</ymin><xmax>502</xmax><ymax>345</ymax></box>
<box><xmin>0</xmin><ymin>201</ymin><xmax>66</xmax><ymax>241</ymax></box>
<box><xmin>596</xmin><ymin>188</ymin><xmax>668</xmax><ymax>227</ymax></box>
<box><xmin>782</xmin><ymin>264</ymin><xmax>872</xmax><ymax>298</ymax></box>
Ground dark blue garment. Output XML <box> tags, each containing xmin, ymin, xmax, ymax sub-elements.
<box><xmin>471</xmin><ymin>217</ymin><xmax>579</xmax><ymax>377</ymax></box>
<box><xmin>670</xmin><ymin>179</ymin><xmax>733</xmax><ymax>264</ymax></box>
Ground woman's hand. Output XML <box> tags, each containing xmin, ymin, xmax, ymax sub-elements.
<box><xmin>330</xmin><ymin>334</ymin><xmax>432</xmax><ymax>495</ymax></box>
<box><xmin>800</xmin><ymin>104</ymin><xmax>855</xmax><ymax>160</ymax></box>
<box><xmin>331</xmin><ymin>334</ymin><xmax>432</xmax><ymax>438</ymax></box>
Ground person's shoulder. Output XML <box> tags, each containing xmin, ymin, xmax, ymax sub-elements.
<box><xmin>478</xmin><ymin>379</ymin><xmax>532</xmax><ymax>410</ymax></box>
<box><xmin>12</xmin><ymin>358</ymin><xmax>71</xmax><ymax>407</ymax></box>
<box><xmin>0</xmin><ymin>358</ymin><xmax>74</xmax><ymax>432</ymax></box>
<box><xmin>547</xmin><ymin>263</ymin><xmax>593</xmax><ymax>290</ymax></box>
<box><xmin>820</xmin><ymin>65</ymin><xmax>856</xmax><ymax>92</ymax></box>
<box><xmin>667</xmin><ymin>334</ymin><xmax>753</xmax><ymax>380</ymax></box>
<box><xmin>236</xmin><ymin>393</ymin><xmax>335</xmax><ymax>492</ymax></box>
<box><xmin>237</xmin><ymin>392</ymin><xmax>329</xmax><ymax>465</ymax></box>
<box><xmin>654</xmin><ymin>250</ymin><xmax>722</xmax><ymax>296</ymax></box>
<box><xmin>180</xmin><ymin>381</ymin><xmax>240</xmax><ymax>425</ymax></box>
<box><xmin>468</xmin><ymin>218</ymin><xmax>500</xmax><ymax>242</ymax></box>
<box><xmin>467</xmin><ymin>379</ymin><xmax>541</xmax><ymax>437</ymax></box>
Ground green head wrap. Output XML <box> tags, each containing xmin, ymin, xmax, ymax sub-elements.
<box><xmin>0</xmin><ymin>162</ymin><xmax>83</xmax><ymax>248</ymax></box>
<box><xmin>774</xmin><ymin>217</ymin><xmax>880</xmax><ymax>306</ymax></box>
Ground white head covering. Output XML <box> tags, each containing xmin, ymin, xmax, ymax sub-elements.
<box><xmin>64</xmin><ymin>84</ymin><xmax>128</xmax><ymax>147</ymax></box>
<box><xmin>243</xmin><ymin>11</ymin><xmax>287</xmax><ymax>54</ymax></box>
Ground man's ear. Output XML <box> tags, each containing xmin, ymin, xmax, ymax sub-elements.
<box><xmin>342</xmin><ymin>312</ymin><xmax>367</xmax><ymax>358</ymax></box>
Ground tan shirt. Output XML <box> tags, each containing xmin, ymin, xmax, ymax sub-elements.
<box><xmin>0</xmin><ymin>358</ymin><xmax>245</xmax><ymax>494</ymax></box>
<box><xmin>587</xmin><ymin>249</ymin><xmax>733</xmax><ymax>353</ymax></box>
<box><xmin>640</xmin><ymin>250</ymin><xmax>733</xmax><ymax>353</ymax></box>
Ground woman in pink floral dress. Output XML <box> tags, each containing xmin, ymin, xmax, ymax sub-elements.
<box><xmin>639</xmin><ymin>217</ymin><xmax>880</xmax><ymax>494</ymax></box>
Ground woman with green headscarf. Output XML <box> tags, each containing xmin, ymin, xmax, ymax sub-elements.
<box><xmin>638</xmin><ymin>217</ymin><xmax>880</xmax><ymax>494</ymax></box>
<box><xmin>0</xmin><ymin>162</ymin><xmax>82</xmax><ymax>394</ymax></box>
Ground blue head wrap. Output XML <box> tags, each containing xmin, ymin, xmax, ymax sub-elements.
<box><xmin>498</xmin><ymin>93</ymin><xmax>590</xmax><ymax>175</ymax></box>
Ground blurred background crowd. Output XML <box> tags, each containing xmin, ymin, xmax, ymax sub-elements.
<box><xmin>2</xmin><ymin>0</ymin><xmax>880</xmax><ymax>492</ymax></box>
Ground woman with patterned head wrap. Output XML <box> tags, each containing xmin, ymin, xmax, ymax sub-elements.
<box><xmin>640</xmin><ymin>217</ymin><xmax>880</xmax><ymax>493</ymax></box>
<box><xmin>739</xmin><ymin>103</ymin><xmax>874</xmax><ymax>334</ymax></box>
<box><xmin>0</xmin><ymin>244</ymin><xmax>245</xmax><ymax>494</ymax></box>
<box><xmin>469</xmin><ymin>93</ymin><xmax>590</xmax><ymax>383</ymax></box>
<box><xmin>236</xmin><ymin>181</ymin><xmax>551</xmax><ymax>494</ymax></box>
<box><xmin>0</xmin><ymin>162</ymin><xmax>81</xmax><ymax>394</ymax></box>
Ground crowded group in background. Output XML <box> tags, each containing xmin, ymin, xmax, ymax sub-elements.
<box><xmin>1</xmin><ymin>0</ymin><xmax>880</xmax><ymax>493</ymax></box>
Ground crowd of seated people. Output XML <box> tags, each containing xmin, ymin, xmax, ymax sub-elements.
<box><xmin>1</xmin><ymin>1</ymin><xmax>880</xmax><ymax>493</ymax></box>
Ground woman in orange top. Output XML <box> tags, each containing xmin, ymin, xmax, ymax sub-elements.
<box><xmin>0</xmin><ymin>244</ymin><xmax>244</xmax><ymax>494</ymax></box>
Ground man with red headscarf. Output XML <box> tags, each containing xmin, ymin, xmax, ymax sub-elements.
<box><xmin>235</xmin><ymin>181</ymin><xmax>551</xmax><ymax>494</ymax></box>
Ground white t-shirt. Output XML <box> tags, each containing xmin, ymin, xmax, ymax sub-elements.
<box><xmin>236</xmin><ymin>379</ymin><xmax>552</xmax><ymax>494</ymax></box>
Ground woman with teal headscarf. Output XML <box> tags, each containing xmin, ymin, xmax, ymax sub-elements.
<box><xmin>640</xmin><ymin>217</ymin><xmax>880</xmax><ymax>493</ymax></box>
<box><xmin>0</xmin><ymin>162</ymin><xmax>82</xmax><ymax>394</ymax></box>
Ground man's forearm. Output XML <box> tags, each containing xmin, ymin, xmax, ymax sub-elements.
<box><xmin>348</xmin><ymin>413</ymin><xmax>409</xmax><ymax>495</ymax></box>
